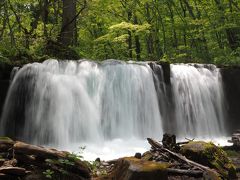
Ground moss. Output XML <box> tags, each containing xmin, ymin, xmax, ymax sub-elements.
<box><xmin>0</xmin><ymin>137</ymin><xmax>13</xmax><ymax>142</ymax></box>
<box><xmin>124</xmin><ymin>157</ymin><xmax>171</xmax><ymax>172</ymax></box>
<box><xmin>180</xmin><ymin>141</ymin><xmax>237</xmax><ymax>179</ymax></box>
<box><xmin>141</xmin><ymin>151</ymin><xmax>153</xmax><ymax>161</ymax></box>
<box><xmin>108</xmin><ymin>157</ymin><xmax>170</xmax><ymax>180</ymax></box>
<box><xmin>225</xmin><ymin>150</ymin><xmax>240</xmax><ymax>158</ymax></box>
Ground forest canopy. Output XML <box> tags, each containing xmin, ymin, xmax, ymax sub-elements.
<box><xmin>0</xmin><ymin>0</ymin><xmax>239</xmax><ymax>65</ymax></box>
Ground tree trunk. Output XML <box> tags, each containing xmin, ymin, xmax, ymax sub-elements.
<box><xmin>127</xmin><ymin>11</ymin><xmax>133</xmax><ymax>59</ymax></box>
<box><xmin>145</xmin><ymin>2</ymin><xmax>154</xmax><ymax>59</ymax></box>
<box><xmin>134</xmin><ymin>16</ymin><xmax>141</xmax><ymax>61</ymax></box>
<box><xmin>42</xmin><ymin>0</ymin><xmax>49</xmax><ymax>39</ymax></box>
<box><xmin>59</xmin><ymin>0</ymin><xmax>77</xmax><ymax>46</ymax></box>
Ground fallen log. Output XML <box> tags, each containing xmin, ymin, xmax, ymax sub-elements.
<box><xmin>0</xmin><ymin>167</ymin><xmax>26</xmax><ymax>176</ymax></box>
<box><xmin>166</xmin><ymin>168</ymin><xmax>203</xmax><ymax>177</ymax></box>
<box><xmin>147</xmin><ymin>138</ymin><xmax>219</xmax><ymax>177</ymax></box>
<box><xmin>177</xmin><ymin>141</ymin><xmax>191</xmax><ymax>146</ymax></box>
<box><xmin>13</xmin><ymin>141</ymin><xmax>67</xmax><ymax>159</ymax></box>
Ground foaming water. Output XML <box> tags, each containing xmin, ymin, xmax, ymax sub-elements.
<box><xmin>52</xmin><ymin>138</ymin><xmax>149</xmax><ymax>161</ymax></box>
<box><xmin>171</xmin><ymin>64</ymin><xmax>226</xmax><ymax>138</ymax></box>
<box><xmin>49</xmin><ymin>137</ymin><xmax>231</xmax><ymax>161</ymax></box>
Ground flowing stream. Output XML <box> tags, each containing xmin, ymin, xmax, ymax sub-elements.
<box><xmin>0</xmin><ymin>60</ymin><xmax>227</xmax><ymax>160</ymax></box>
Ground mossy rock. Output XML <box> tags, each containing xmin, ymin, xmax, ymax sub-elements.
<box><xmin>0</xmin><ymin>137</ymin><xmax>14</xmax><ymax>154</ymax></box>
<box><xmin>106</xmin><ymin>157</ymin><xmax>170</xmax><ymax>180</ymax></box>
<box><xmin>141</xmin><ymin>151</ymin><xmax>154</xmax><ymax>161</ymax></box>
<box><xmin>225</xmin><ymin>150</ymin><xmax>240</xmax><ymax>158</ymax></box>
<box><xmin>0</xmin><ymin>137</ymin><xmax>13</xmax><ymax>143</ymax></box>
<box><xmin>180</xmin><ymin>141</ymin><xmax>237</xmax><ymax>179</ymax></box>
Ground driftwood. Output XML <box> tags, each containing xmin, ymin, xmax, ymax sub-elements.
<box><xmin>147</xmin><ymin>138</ymin><xmax>219</xmax><ymax>177</ymax></box>
<box><xmin>177</xmin><ymin>141</ymin><xmax>192</xmax><ymax>146</ymax></box>
<box><xmin>13</xmin><ymin>141</ymin><xmax>67</xmax><ymax>159</ymax></box>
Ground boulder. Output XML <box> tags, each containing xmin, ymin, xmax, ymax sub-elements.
<box><xmin>107</xmin><ymin>157</ymin><xmax>170</xmax><ymax>180</ymax></box>
<box><xmin>180</xmin><ymin>141</ymin><xmax>236</xmax><ymax>179</ymax></box>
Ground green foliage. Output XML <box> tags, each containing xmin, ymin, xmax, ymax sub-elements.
<box><xmin>0</xmin><ymin>0</ymin><xmax>239</xmax><ymax>64</ymax></box>
<box><xmin>67</xmin><ymin>146</ymin><xmax>86</xmax><ymax>162</ymax></box>
<box><xmin>214</xmin><ymin>48</ymin><xmax>240</xmax><ymax>66</ymax></box>
<box><xmin>43</xmin><ymin>169</ymin><xmax>54</xmax><ymax>179</ymax></box>
<box><xmin>45</xmin><ymin>146</ymin><xmax>86</xmax><ymax>177</ymax></box>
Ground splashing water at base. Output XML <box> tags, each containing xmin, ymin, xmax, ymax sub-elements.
<box><xmin>49</xmin><ymin>137</ymin><xmax>231</xmax><ymax>161</ymax></box>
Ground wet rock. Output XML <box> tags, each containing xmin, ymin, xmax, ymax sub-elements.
<box><xmin>221</xmin><ymin>66</ymin><xmax>240</xmax><ymax>132</ymax></box>
<box><xmin>228</xmin><ymin>130</ymin><xmax>240</xmax><ymax>149</ymax></box>
<box><xmin>101</xmin><ymin>162</ymin><xmax>109</xmax><ymax>166</ymax></box>
<box><xmin>180</xmin><ymin>141</ymin><xmax>237</xmax><ymax>179</ymax></box>
<box><xmin>95</xmin><ymin>158</ymin><xmax>100</xmax><ymax>162</ymax></box>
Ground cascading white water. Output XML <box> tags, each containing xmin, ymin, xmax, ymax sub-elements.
<box><xmin>0</xmin><ymin>60</ymin><xmax>228</xmax><ymax>160</ymax></box>
<box><xmin>0</xmin><ymin>59</ymin><xmax>163</xmax><ymax>146</ymax></box>
<box><xmin>171</xmin><ymin>64</ymin><xmax>226</xmax><ymax>138</ymax></box>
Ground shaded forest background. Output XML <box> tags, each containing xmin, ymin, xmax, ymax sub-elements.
<box><xmin>0</xmin><ymin>0</ymin><xmax>239</xmax><ymax>65</ymax></box>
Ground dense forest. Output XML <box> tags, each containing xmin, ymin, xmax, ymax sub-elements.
<box><xmin>0</xmin><ymin>0</ymin><xmax>240</xmax><ymax>65</ymax></box>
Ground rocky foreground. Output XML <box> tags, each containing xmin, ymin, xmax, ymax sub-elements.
<box><xmin>0</xmin><ymin>135</ymin><xmax>239</xmax><ymax>180</ymax></box>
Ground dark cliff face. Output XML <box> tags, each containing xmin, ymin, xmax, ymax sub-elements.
<box><xmin>221</xmin><ymin>67</ymin><xmax>240</xmax><ymax>133</ymax></box>
<box><xmin>151</xmin><ymin>63</ymin><xmax>240</xmax><ymax>135</ymax></box>
<box><xmin>0</xmin><ymin>65</ymin><xmax>13</xmax><ymax>116</ymax></box>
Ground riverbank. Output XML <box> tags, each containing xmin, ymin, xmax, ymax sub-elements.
<box><xmin>0</xmin><ymin>135</ymin><xmax>239</xmax><ymax>180</ymax></box>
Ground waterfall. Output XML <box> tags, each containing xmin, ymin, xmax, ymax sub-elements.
<box><xmin>0</xmin><ymin>60</ymin><xmax>228</xmax><ymax>158</ymax></box>
<box><xmin>0</xmin><ymin>60</ymin><xmax>163</xmax><ymax>145</ymax></box>
<box><xmin>171</xmin><ymin>64</ymin><xmax>226</xmax><ymax>138</ymax></box>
